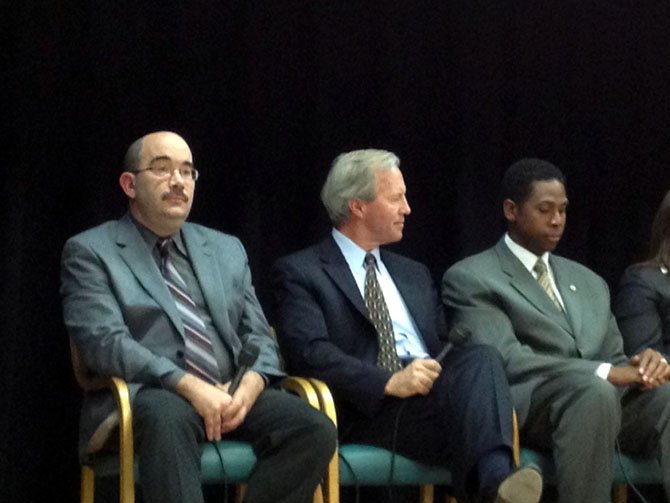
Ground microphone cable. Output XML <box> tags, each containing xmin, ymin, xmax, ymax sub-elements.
<box><xmin>212</xmin><ymin>441</ymin><xmax>231</xmax><ymax>503</ymax></box>
<box><xmin>336</xmin><ymin>399</ymin><xmax>408</xmax><ymax>503</ymax></box>
<box><xmin>614</xmin><ymin>438</ymin><xmax>649</xmax><ymax>503</ymax></box>
<box><xmin>387</xmin><ymin>399</ymin><xmax>410</xmax><ymax>503</ymax></box>
<box><xmin>338</xmin><ymin>453</ymin><xmax>361</xmax><ymax>503</ymax></box>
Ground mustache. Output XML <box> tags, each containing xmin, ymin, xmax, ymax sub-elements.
<box><xmin>162</xmin><ymin>190</ymin><xmax>189</xmax><ymax>202</ymax></box>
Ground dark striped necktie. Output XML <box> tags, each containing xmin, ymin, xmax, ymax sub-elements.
<box><xmin>158</xmin><ymin>238</ymin><xmax>221</xmax><ymax>384</ymax></box>
<box><xmin>364</xmin><ymin>253</ymin><xmax>402</xmax><ymax>372</ymax></box>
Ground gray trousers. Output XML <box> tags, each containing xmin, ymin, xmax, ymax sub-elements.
<box><xmin>133</xmin><ymin>385</ymin><xmax>337</xmax><ymax>503</ymax></box>
<box><xmin>522</xmin><ymin>373</ymin><xmax>670</xmax><ymax>503</ymax></box>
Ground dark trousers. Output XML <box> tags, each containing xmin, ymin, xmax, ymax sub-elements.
<box><xmin>133</xmin><ymin>385</ymin><xmax>337</xmax><ymax>503</ymax></box>
<box><xmin>341</xmin><ymin>345</ymin><xmax>514</xmax><ymax>501</ymax></box>
<box><xmin>522</xmin><ymin>373</ymin><xmax>670</xmax><ymax>503</ymax></box>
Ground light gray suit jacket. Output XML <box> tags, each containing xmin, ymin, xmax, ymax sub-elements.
<box><xmin>61</xmin><ymin>214</ymin><xmax>283</xmax><ymax>460</ymax></box>
<box><xmin>442</xmin><ymin>238</ymin><xmax>628</xmax><ymax>425</ymax></box>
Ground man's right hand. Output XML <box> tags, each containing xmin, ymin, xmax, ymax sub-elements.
<box><xmin>384</xmin><ymin>358</ymin><xmax>441</xmax><ymax>398</ymax></box>
<box><xmin>608</xmin><ymin>348</ymin><xmax>670</xmax><ymax>390</ymax></box>
<box><xmin>175</xmin><ymin>373</ymin><xmax>234</xmax><ymax>441</ymax></box>
<box><xmin>607</xmin><ymin>365</ymin><xmax>643</xmax><ymax>387</ymax></box>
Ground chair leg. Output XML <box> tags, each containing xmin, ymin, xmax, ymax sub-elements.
<box><xmin>612</xmin><ymin>484</ymin><xmax>628</xmax><ymax>503</ymax></box>
<box><xmin>419</xmin><ymin>484</ymin><xmax>434</xmax><ymax>503</ymax></box>
<box><xmin>81</xmin><ymin>466</ymin><xmax>95</xmax><ymax>503</ymax></box>
<box><xmin>235</xmin><ymin>483</ymin><xmax>247</xmax><ymax>503</ymax></box>
<box><xmin>313</xmin><ymin>483</ymin><xmax>324</xmax><ymax>503</ymax></box>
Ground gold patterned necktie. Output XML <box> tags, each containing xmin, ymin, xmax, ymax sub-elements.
<box><xmin>364</xmin><ymin>253</ymin><xmax>402</xmax><ymax>372</ymax></box>
<box><xmin>533</xmin><ymin>258</ymin><xmax>563</xmax><ymax>311</ymax></box>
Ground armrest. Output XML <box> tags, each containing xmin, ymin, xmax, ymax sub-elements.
<box><xmin>304</xmin><ymin>378</ymin><xmax>339</xmax><ymax>503</ymax></box>
<box><xmin>108</xmin><ymin>377</ymin><xmax>135</xmax><ymax>501</ymax></box>
<box><xmin>281</xmin><ymin>376</ymin><xmax>321</xmax><ymax>410</ymax></box>
<box><xmin>305</xmin><ymin>378</ymin><xmax>338</xmax><ymax>427</ymax></box>
<box><xmin>512</xmin><ymin>409</ymin><xmax>520</xmax><ymax>466</ymax></box>
<box><xmin>70</xmin><ymin>341</ymin><xmax>135</xmax><ymax>500</ymax></box>
<box><xmin>280</xmin><ymin>377</ymin><xmax>333</xmax><ymax>503</ymax></box>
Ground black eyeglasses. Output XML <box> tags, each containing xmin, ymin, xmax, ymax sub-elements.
<box><xmin>131</xmin><ymin>165</ymin><xmax>200</xmax><ymax>181</ymax></box>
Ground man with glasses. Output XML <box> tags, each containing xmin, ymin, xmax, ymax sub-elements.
<box><xmin>60</xmin><ymin>131</ymin><xmax>336</xmax><ymax>503</ymax></box>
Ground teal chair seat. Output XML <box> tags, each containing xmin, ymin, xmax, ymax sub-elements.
<box><xmin>520</xmin><ymin>447</ymin><xmax>662</xmax><ymax>502</ymax></box>
<box><xmin>87</xmin><ymin>440</ymin><xmax>257</xmax><ymax>483</ymax></box>
<box><xmin>200</xmin><ymin>441</ymin><xmax>258</xmax><ymax>483</ymax></box>
<box><xmin>306</xmin><ymin>378</ymin><xmax>458</xmax><ymax>503</ymax></box>
<box><xmin>338</xmin><ymin>444</ymin><xmax>452</xmax><ymax>486</ymax></box>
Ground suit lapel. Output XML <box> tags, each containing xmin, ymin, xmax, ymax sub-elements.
<box><xmin>551</xmin><ymin>257</ymin><xmax>583</xmax><ymax>337</ymax></box>
<box><xmin>115</xmin><ymin>215</ymin><xmax>184</xmax><ymax>335</ymax></box>
<box><xmin>495</xmin><ymin>239</ymin><xmax>573</xmax><ymax>333</ymax></box>
<box><xmin>319</xmin><ymin>237</ymin><xmax>368</xmax><ymax>319</ymax></box>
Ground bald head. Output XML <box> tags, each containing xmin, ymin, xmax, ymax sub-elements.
<box><xmin>119</xmin><ymin>131</ymin><xmax>195</xmax><ymax>236</ymax></box>
<box><xmin>124</xmin><ymin>131</ymin><xmax>190</xmax><ymax>173</ymax></box>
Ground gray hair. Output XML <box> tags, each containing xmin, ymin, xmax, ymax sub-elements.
<box><xmin>123</xmin><ymin>137</ymin><xmax>144</xmax><ymax>172</ymax></box>
<box><xmin>320</xmin><ymin>149</ymin><xmax>400</xmax><ymax>226</ymax></box>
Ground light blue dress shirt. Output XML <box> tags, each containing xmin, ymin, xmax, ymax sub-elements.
<box><xmin>332</xmin><ymin>229</ymin><xmax>429</xmax><ymax>361</ymax></box>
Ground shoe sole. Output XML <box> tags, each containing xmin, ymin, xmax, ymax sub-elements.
<box><xmin>496</xmin><ymin>467</ymin><xmax>543</xmax><ymax>503</ymax></box>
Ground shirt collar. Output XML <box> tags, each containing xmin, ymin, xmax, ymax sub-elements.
<box><xmin>504</xmin><ymin>233</ymin><xmax>550</xmax><ymax>274</ymax></box>
<box><xmin>130</xmin><ymin>213</ymin><xmax>186</xmax><ymax>255</ymax></box>
<box><xmin>332</xmin><ymin>228</ymin><xmax>382</xmax><ymax>271</ymax></box>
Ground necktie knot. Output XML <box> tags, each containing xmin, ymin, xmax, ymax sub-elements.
<box><xmin>533</xmin><ymin>258</ymin><xmax>563</xmax><ymax>312</ymax></box>
<box><xmin>158</xmin><ymin>237</ymin><xmax>172</xmax><ymax>256</ymax></box>
<box><xmin>533</xmin><ymin>258</ymin><xmax>547</xmax><ymax>276</ymax></box>
<box><xmin>364</xmin><ymin>253</ymin><xmax>376</xmax><ymax>269</ymax></box>
<box><xmin>157</xmin><ymin>238</ymin><xmax>173</xmax><ymax>275</ymax></box>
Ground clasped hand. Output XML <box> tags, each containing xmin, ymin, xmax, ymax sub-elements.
<box><xmin>608</xmin><ymin>348</ymin><xmax>670</xmax><ymax>390</ymax></box>
<box><xmin>384</xmin><ymin>358</ymin><xmax>442</xmax><ymax>398</ymax></box>
<box><xmin>177</xmin><ymin>371</ymin><xmax>264</xmax><ymax>441</ymax></box>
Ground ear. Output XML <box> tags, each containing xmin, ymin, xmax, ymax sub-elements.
<box><xmin>502</xmin><ymin>199</ymin><xmax>517</xmax><ymax>223</ymax></box>
<box><xmin>119</xmin><ymin>172</ymin><xmax>136</xmax><ymax>199</ymax></box>
<box><xmin>348</xmin><ymin>198</ymin><xmax>366</xmax><ymax>220</ymax></box>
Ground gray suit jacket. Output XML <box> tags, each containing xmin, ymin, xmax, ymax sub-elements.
<box><xmin>442</xmin><ymin>237</ymin><xmax>628</xmax><ymax>424</ymax></box>
<box><xmin>61</xmin><ymin>214</ymin><xmax>283</xmax><ymax>460</ymax></box>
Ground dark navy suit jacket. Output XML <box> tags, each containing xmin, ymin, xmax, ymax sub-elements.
<box><xmin>615</xmin><ymin>263</ymin><xmax>670</xmax><ymax>358</ymax></box>
<box><xmin>272</xmin><ymin>236</ymin><xmax>446</xmax><ymax>433</ymax></box>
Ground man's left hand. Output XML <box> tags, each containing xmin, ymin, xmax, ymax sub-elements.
<box><xmin>630</xmin><ymin>348</ymin><xmax>670</xmax><ymax>390</ymax></box>
<box><xmin>216</xmin><ymin>370</ymin><xmax>265</xmax><ymax>433</ymax></box>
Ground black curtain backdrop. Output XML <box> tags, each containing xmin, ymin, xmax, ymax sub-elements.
<box><xmin>5</xmin><ymin>1</ymin><xmax>670</xmax><ymax>500</ymax></box>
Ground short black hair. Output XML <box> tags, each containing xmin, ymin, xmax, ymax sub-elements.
<box><xmin>501</xmin><ymin>158</ymin><xmax>566</xmax><ymax>204</ymax></box>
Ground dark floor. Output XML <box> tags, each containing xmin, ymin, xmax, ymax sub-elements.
<box><xmin>91</xmin><ymin>478</ymin><xmax>667</xmax><ymax>502</ymax></box>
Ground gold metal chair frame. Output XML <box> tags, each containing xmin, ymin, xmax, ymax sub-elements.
<box><xmin>71</xmin><ymin>343</ymin><xmax>328</xmax><ymax>503</ymax></box>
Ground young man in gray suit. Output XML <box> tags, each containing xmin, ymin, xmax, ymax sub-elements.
<box><xmin>273</xmin><ymin>149</ymin><xmax>543</xmax><ymax>503</ymax></box>
<box><xmin>442</xmin><ymin>158</ymin><xmax>670</xmax><ymax>503</ymax></box>
<box><xmin>60</xmin><ymin>131</ymin><xmax>336</xmax><ymax>503</ymax></box>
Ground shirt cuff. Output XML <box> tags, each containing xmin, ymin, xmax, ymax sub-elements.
<box><xmin>596</xmin><ymin>363</ymin><xmax>612</xmax><ymax>380</ymax></box>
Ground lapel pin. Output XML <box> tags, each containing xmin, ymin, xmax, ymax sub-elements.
<box><xmin>661</xmin><ymin>266</ymin><xmax>668</xmax><ymax>275</ymax></box>
<box><xmin>569</xmin><ymin>284</ymin><xmax>577</xmax><ymax>291</ymax></box>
